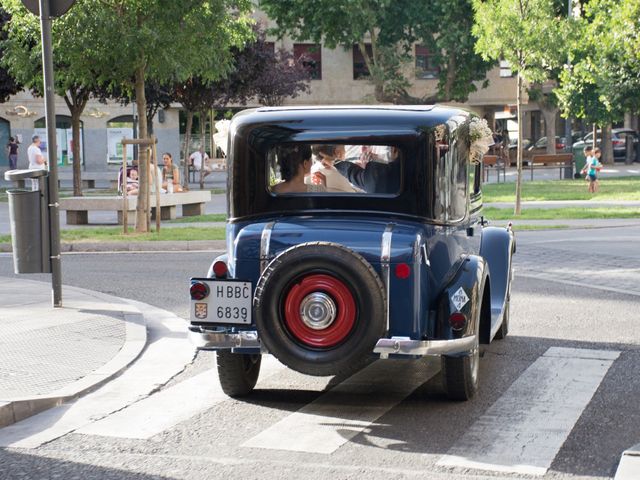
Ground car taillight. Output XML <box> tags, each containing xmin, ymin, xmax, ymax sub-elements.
<box><xmin>212</xmin><ymin>261</ymin><xmax>228</xmax><ymax>278</ymax></box>
<box><xmin>449</xmin><ymin>312</ymin><xmax>467</xmax><ymax>331</ymax></box>
<box><xmin>190</xmin><ymin>281</ymin><xmax>210</xmax><ymax>300</ymax></box>
<box><xmin>394</xmin><ymin>263</ymin><xmax>411</xmax><ymax>279</ymax></box>
<box><xmin>613</xmin><ymin>139</ymin><xmax>624</xmax><ymax>146</ymax></box>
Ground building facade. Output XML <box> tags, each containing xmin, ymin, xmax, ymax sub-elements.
<box><xmin>1</xmin><ymin>12</ymin><xmax>556</xmax><ymax>175</ymax></box>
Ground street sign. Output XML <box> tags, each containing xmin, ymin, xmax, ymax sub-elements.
<box><xmin>21</xmin><ymin>0</ymin><xmax>75</xmax><ymax>17</ymax></box>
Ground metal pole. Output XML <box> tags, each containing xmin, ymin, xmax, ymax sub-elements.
<box><xmin>39</xmin><ymin>0</ymin><xmax>62</xmax><ymax>307</ymax></box>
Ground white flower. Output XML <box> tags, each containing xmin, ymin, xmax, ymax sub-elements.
<box><xmin>466</xmin><ymin>117</ymin><xmax>494</xmax><ymax>164</ymax></box>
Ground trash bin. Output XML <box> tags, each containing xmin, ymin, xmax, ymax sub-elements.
<box><xmin>573</xmin><ymin>144</ymin><xmax>586</xmax><ymax>179</ymax></box>
<box><xmin>3</xmin><ymin>169</ymin><xmax>51</xmax><ymax>274</ymax></box>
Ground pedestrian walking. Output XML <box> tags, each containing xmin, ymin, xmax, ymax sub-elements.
<box><xmin>6</xmin><ymin>136</ymin><xmax>19</xmax><ymax>170</ymax></box>
<box><xmin>27</xmin><ymin>134</ymin><xmax>47</xmax><ymax>190</ymax></box>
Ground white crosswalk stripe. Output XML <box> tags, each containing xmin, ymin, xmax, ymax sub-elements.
<box><xmin>437</xmin><ymin>347</ymin><xmax>620</xmax><ymax>476</ymax></box>
<box><xmin>77</xmin><ymin>355</ymin><xmax>285</xmax><ymax>439</ymax></box>
<box><xmin>242</xmin><ymin>357</ymin><xmax>440</xmax><ymax>454</ymax></box>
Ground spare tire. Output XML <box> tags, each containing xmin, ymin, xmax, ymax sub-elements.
<box><xmin>254</xmin><ymin>242</ymin><xmax>386</xmax><ymax>376</ymax></box>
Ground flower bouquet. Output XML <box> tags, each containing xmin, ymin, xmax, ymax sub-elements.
<box><xmin>460</xmin><ymin>117</ymin><xmax>494</xmax><ymax>164</ymax></box>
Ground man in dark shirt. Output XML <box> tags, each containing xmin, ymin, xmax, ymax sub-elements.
<box><xmin>6</xmin><ymin>137</ymin><xmax>19</xmax><ymax>170</ymax></box>
<box><xmin>334</xmin><ymin>146</ymin><xmax>401</xmax><ymax>194</ymax></box>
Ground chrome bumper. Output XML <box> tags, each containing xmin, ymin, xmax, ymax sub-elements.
<box><xmin>189</xmin><ymin>327</ymin><xmax>261</xmax><ymax>350</ymax></box>
<box><xmin>190</xmin><ymin>327</ymin><xmax>476</xmax><ymax>358</ymax></box>
<box><xmin>373</xmin><ymin>335</ymin><xmax>476</xmax><ymax>358</ymax></box>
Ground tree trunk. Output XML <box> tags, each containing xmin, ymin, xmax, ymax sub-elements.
<box><xmin>71</xmin><ymin>110</ymin><xmax>83</xmax><ymax>196</ymax></box>
<box><xmin>182</xmin><ymin>110</ymin><xmax>193</xmax><ymax>190</ymax></box>
<box><xmin>135</xmin><ymin>65</ymin><xmax>149</xmax><ymax>233</ymax></box>
<box><xmin>514</xmin><ymin>73</ymin><xmax>524</xmax><ymax>216</ymax></box>
<box><xmin>602</xmin><ymin>123</ymin><xmax>613</xmax><ymax>165</ymax></box>
<box><xmin>541</xmin><ymin>106</ymin><xmax>558</xmax><ymax>154</ymax></box>
<box><xmin>199</xmin><ymin>110</ymin><xmax>207</xmax><ymax>189</ymax></box>
<box><xmin>63</xmin><ymin>91</ymin><xmax>88</xmax><ymax>197</ymax></box>
<box><xmin>210</xmin><ymin>109</ymin><xmax>216</xmax><ymax>158</ymax></box>
<box><xmin>442</xmin><ymin>54</ymin><xmax>456</xmax><ymax>102</ymax></box>
<box><xmin>200</xmin><ymin>111</ymin><xmax>207</xmax><ymax>155</ymax></box>
<box><xmin>592</xmin><ymin>124</ymin><xmax>597</xmax><ymax>149</ymax></box>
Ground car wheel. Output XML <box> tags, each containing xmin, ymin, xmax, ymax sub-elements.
<box><xmin>441</xmin><ymin>336</ymin><xmax>480</xmax><ymax>401</ymax></box>
<box><xmin>254</xmin><ymin>242</ymin><xmax>386</xmax><ymax>377</ymax></box>
<box><xmin>216</xmin><ymin>351</ymin><xmax>261</xmax><ymax>397</ymax></box>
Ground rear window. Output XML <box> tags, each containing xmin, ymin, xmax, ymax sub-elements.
<box><xmin>268</xmin><ymin>143</ymin><xmax>402</xmax><ymax>196</ymax></box>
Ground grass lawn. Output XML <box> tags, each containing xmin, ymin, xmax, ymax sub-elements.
<box><xmin>511</xmin><ymin>224</ymin><xmax>570</xmax><ymax>230</ymax></box>
<box><xmin>167</xmin><ymin>213</ymin><xmax>227</xmax><ymax>223</ymax></box>
<box><xmin>0</xmin><ymin>226</ymin><xmax>225</xmax><ymax>244</ymax></box>
<box><xmin>483</xmin><ymin>176</ymin><xmax>640</xmax><ymax>202</ymax></box>
<box><xmin>484</xmin><ymin>206</ymin><xmax>640</xmax><ymax>220</ymax></box>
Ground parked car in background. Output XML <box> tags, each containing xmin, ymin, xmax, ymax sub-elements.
<box><xmin>507</xmin><ymin>137</ymin><xmax>531</xmax><ymax>165</ymax></box>
<box><xmin>573</xmin><ymin>128</ymin><xmax>639</xmax><ymax>161</ymax></box>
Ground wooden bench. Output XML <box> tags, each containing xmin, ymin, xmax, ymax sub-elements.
<box><xmin>529</xmin><ymin>153</ymin><xmax>573</xmax><ymax>180</ymax></box>
<box><xmin>59</xmin><ymin>190</ymin><xmax>212</xmax><ymax>225</ymax></box>
<box><xmin>482</xmin><ymin>155</ymin><xmax>506</xmax><ymax>183</ymax></box>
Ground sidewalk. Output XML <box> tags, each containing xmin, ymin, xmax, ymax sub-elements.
<box><xmin>0</xmin><ymin>277</ymin><xmax>146</xmax><ymax>428</ymax></box>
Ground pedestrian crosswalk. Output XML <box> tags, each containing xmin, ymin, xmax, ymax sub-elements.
<box><xmin>437</xmin><ymin>347</ymin><xmax>619</xmax><ymax>476</ymax></box>
<box><xmin>0</xmin><ymin>347</ymin><xmax>622</xmax><ymax>477</ymax></box>
<box><xmin>77</xmin><ymin>355</ymin><xmax>286</xmax><ymax>439</ymax></box>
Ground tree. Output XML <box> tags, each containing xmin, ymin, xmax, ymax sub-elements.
<box><xmin>253</xmin><ymin>46</ymin><xmax>311</xmax><ymax>106</ymax></box>
<box><xmin>0</xmin><ymin>7</ymin><xmax>21</xmax><ymax>103</ymax></box>
<box><xmin>473</xmin><ymin>0</ymin><xmax>566</xmax><ymax>215</ymax></box>
<box><xmin>81</xmin><ymin>0</ymin><xmax>252</xmax><ymax>232</ymax></box>
<box><xmin>175</xmin><ymin>25</ymin><xmax>310</xmax><ymax>188</ymax></box>
<box><xmin>556</xmin><ymin>0</ymin><xmax>640</xmax><ymax>164</ymax></box>
<box><xmin>260</xmin><ymin>0</ymin><xmax>493</xmax><ymax>104</ymax></box>
<box><xmin>1</xmin><ymin>1</ymin><xmax>103</xmax><ymax>195</ymax></box>
<box><xmin>106</xmin><ymin>81</ymin><xmax>175</xmax><ymax>135</ymax></box>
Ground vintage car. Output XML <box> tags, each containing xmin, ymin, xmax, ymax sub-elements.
<box><xmin>189</xmin><ymin>106</ymin><xmax>515</xmax><ymax>401</ymax></box>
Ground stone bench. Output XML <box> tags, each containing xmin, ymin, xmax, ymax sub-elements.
<box><xmin>59</xmin><ymin>190</ymin><xmax>212</xmax><ymax>225</ymax></box>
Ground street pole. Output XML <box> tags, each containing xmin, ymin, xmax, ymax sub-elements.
<box><xmin>38</xmin><ymin>0</ymin><xmax>63</xmax><ymax>307</ymax></box>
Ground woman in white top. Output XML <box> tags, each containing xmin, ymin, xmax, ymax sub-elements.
<box><xmin>272</xmin><ymin>144</ymin><xmax>326</xmax><ymax>194</ymax></box>
<box><xmin>310</xmin><ymin>144</ymin><xmax>360</xmax><ymax>193</ymax></box>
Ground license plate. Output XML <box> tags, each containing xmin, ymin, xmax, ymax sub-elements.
<box><xmin>191</xmin><ymin>279</ymin><xmax>252</xmax><ymax>325</ymax></box>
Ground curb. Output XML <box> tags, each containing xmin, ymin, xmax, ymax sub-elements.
<box><xmin>0</xmin><ymin>283</ymin><xmax>148</xmax><ymax>429</ymax></box>
<box><xmin>615</xmin><ymin>444</ymin><xmax>640</xmax><ymax>480</ymax></box>
<box><xmin>0</xmin><ymin>240</ymin><xmax>227</xmax><ymax>253</ymax></box>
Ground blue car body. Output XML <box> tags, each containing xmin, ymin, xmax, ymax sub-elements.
<box><xmin>190</xmin><ymin>105</ymin><xmax>515</xmax><ymax>400</ymax></box>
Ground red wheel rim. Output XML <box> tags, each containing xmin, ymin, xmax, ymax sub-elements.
<box><xmin>283</xmin><ymin>274</ymin><xmax>356</xmax><ymax>348</ymax></box>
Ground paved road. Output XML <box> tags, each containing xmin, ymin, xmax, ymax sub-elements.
<box><xmin>1</xmin><ymin>226</ymin><xmax>639</xmax><ymax>479</ymax></box>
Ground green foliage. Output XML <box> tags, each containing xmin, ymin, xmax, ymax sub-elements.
<box><xmin>556</xmin><ymin>0</ymin><xmax>640</xmax><ymax>124</ymax></box>
<box><xmin>260</xmin><ymin>0</ymin><xmax>493</xmax><ymax>103</ymax></box>
<box><xmin>472</xmin><ymin>0</ymin><xmax>566</xmax><ymax>82</ymax></box>
<box><xmin>1</xmin><ymin>0</ymin><xmax>101</xmax><ymax>98</ymax></box>
<box><xmin>0</xmin><ymin>6</ymin><xmax>21</xmax><ymax>102</ymax></box>
<box><xmin>81</xmin><ymin>0</ymin><xmax>253</xmax><ymax>96</ymax></box>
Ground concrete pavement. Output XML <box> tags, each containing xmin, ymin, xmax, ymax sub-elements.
<box><xmin>0</xmin><ymin>277</ymin><xmax>147</xmax><ymax>428</ymax></box>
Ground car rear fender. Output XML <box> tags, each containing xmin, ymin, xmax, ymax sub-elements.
<box><xmin>435</xmin><ymin>255</ymin><xmax>487</xmax><ymax>347</ymax></box>
<box><xmin>479</xmin><ymin>226</ymin><xmax>515</xmax><ymax>340</ymax></box>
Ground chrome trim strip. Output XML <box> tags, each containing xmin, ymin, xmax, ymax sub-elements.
<box><xmin>380</xmin><ymin>224</ymin><xmax>394</xmax><ymax>331</ymax></box>
<box><xmin>189</xmin><ymin>327</ymin><xmax>262</xmax><ymax>350</ymax></box>
<box><xmin>374</xmin><ymin>335</ymin><xmax>476</xmax><ymax>358</ymax></box>
<box><xmin>260</xmin><ymin>221</ymin><xmax>275</xmax><ymax>273</ymax></box>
